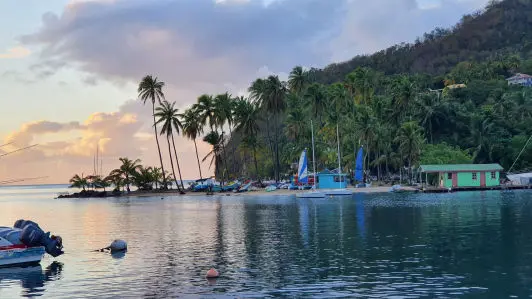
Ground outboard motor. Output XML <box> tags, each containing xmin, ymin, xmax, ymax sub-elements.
<box><xmin>15</xmin><ymin>219</ymin><xmax>64</xmax><ymax>257</ymax></box>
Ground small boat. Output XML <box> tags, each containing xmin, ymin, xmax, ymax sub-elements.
<box><xmin>323</xmin><ymin>189</ymin><xmax>353</xmax><ymax>196</ymax></box>
<box><xmin>265</xmin><ymin>185</ymin><xmax>277</xmax><ymax>192</ymax></box>
<box><xmin>235</xmin><ymin>181</ymin><xmax>253</xmax><ymax>193</ymax></box>
<box><xmin>0</xmin><ymin>220</ymin><xmax>63</xmax><ymax>268</ymax></box>
<box><xmin>297</xmin><ymin>121</ymin><xmax>325</xmax><ymax>199</ymax></box>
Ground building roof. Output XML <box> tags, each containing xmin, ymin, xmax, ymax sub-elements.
<box><xmin>506</xmin><ymin>73</ymin><xmax>532</xmax><ymax>81</ymax></box>
<box><xmin>420</xmin><ymin>164</ymin><xmax>503</xmax><ymax>173</ymax></box>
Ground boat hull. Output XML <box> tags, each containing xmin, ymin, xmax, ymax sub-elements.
<box><xmin>322</xmin><ymin>189</ymin><xmax>353</xmax><ymax>196</ymax></box>
<box><xmin>0</xmin><ymin>246</ymin><xmax>45</xmax><ymax>268</ymax></box>
<box><xmin>296</xmin><ymin>191</ymin><xmax>326</xmax><ymax>198</ymax></box>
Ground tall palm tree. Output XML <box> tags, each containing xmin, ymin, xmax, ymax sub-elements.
<box><xmin>181</xmin><ymin>107</ymin><xmax>204</xmax><ymax>180</ymax></box>
<box><xmin>249</xmin><ymin>75</ymin><xmax>287</xmax><ymax>182</ymax></box>
<box><xmin>234</xmin><ymin>98</ymin><xmax>261</xmax><ymax>179</ymax></box>
<box><xmin>214</xmin><ymin>93</ymin><xmax>234</xmax><ymax>178</ymax></box>
<box><xmin>138</xmin><ymin>75</ymin><xmax>167</xmax><ymax>188</ymax></box>
<box><xmin>155</xmin><ymin>100</ymin><xmax>185</xmax><ymax>191</ymax></box>
<box><xmin>110</xmin><ymin>157</ymin><xmax>141</xmax><ymax>192</ymax></box>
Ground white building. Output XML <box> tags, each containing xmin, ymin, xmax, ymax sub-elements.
<box><xmin>506</xmin><ymin>73</ymin><xmax>532</xmax><ymax>87</ymax></box>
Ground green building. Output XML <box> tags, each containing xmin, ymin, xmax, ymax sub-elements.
<box><xmin>420</xmin><ymin>164</ymin><xmax>503</xmax><ymax>188</ymax></box>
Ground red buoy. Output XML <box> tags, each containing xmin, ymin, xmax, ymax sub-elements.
<box><xmin>206</xmin><ymin>268</ymin><xmax>220</xmax><ymax>278</ymax></box>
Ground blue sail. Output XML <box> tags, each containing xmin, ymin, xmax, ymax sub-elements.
<box><xmin>355</xmin><ymin>147</ymin><xmax>364</xmax><ymax>182</ymax></box>
<box><xmin>298</xmin><ymin>149</ymin><xmax>308</xmax><ymax>184</ymax></box>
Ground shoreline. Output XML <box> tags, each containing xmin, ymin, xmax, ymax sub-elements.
<box><xmin>71</xmin><ymin>186</ymin><xmax>410</xmax><ymax>199</ymax></box>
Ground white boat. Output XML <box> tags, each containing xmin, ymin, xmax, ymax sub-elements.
<box><xmin>0</xmin><ymin>238</ymin><xmax>45</xmax><ymax>267</ymax></box>
<box><xmin>323</xmin><ymin>189</ymin><xmax>353</xmax><ymax>196</ymax></box>
<box><xmin>0</xmin><ymin>220</ymin><xmax>63</xmax><ymax>268</ymax></box>
<box><xmin>297</xmin><ymin>120</ymin><xmax>325</xmax><ymax>199</ymax></box>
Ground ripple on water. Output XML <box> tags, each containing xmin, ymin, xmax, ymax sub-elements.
<box><xmin>1</xmin><ymin>189</ymin><xmax>532</xmax><ymax>297</ymax></box>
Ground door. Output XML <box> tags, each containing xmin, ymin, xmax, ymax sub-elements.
<box><xmin>452</xmin><ymin>173</ymin><xmax>458</xmax><ymax>188</ymax></box>
<box><xmin>480</xmin><ymin>172</ymin><xmax>486</xmax><ymax>187</ymax></box>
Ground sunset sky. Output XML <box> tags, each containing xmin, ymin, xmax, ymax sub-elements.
<box><xmin>1</xmin><ymin>0</ymin><xmax>489</xmax><ymax>184</ymax></box>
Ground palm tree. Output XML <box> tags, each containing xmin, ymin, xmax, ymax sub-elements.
<box><xmin>104</xmin><ymin>173</ymin><xmax>124</xmax><ymax>192</ymax></box>
<box><xmin>155</xmin><ymin>100</ymin><xmax>185</xmax><ymax>191</ymax></box>
<box><xmin>110</xmin><ymin>157</ymin><xmax>141</xmax><ymax>192</ymax></box>
<box><xmin>288</xmin><ymin>66</ymin><xmax>309</xmax><ymax>94</ymax></box>
<box><xmin>202</xmin><ymin>131</ymin><xmax>224</xmax><ymax>172</ymax></box>
<box><xmin>234</xmin><ymin>98</ymin><xmax>261</xmax><ymax>179</ymax></box>
<box><xmin>195</xmin><ymin>94</ymin><xmax>216</xmax><ymax>130</ymax></box>
<box><xmin>305</xmin><ymin>83</ymin><xmax>328</xmax><ymax>126</ymax></box>
<box><xmin>248</xmin><ymin>75</ymin><xmax>287</xmax><ymax>182</ymax></box>
<box><xmin>214</xmin><ymin>93</ymin><xmax>234</xmax><ymax>178</ymax></box>
<box><xmin>69</xmin><ymin>174</ymin><xmax>88</xmax><ymax>191</ymax></box>
<box><xmin>138</xmin><ymin>75</ymin><xmax>167</xmax><ymax>188</ymax></box>
<box><xmin>181</xmin><ymin>107</ymin><xmax>204</xmax><ymax>180</ymax></box>
<box><xmin>395</xmin><ymin>121</ymin><xmax>425</xmax><ymax>183</ymax></box>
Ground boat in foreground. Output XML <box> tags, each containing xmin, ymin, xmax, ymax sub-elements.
<box><xmin>0</xmin><ymin>220</ymin><xmax>63</xmax><ymax>268</ymax></box>
<box><xmin>323</xmin><ymin>189</ymin><xmax>353</xmax><ymax>196</ymax></box>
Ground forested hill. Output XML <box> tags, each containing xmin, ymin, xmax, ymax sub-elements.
<box><xmin>313</xmin><ymin>0</ymin><xmax>532</xmax><ymax>84</ymax></box>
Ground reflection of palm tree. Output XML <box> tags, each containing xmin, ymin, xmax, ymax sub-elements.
<box><xmin>138</xmin><ymin>75</ymin><xmax>167</xmax><ymax>187</ymax></box>
<box><xmin>155</xmin><ymin>100</ymin><xmax>185</xmax><ymax>190</ymax></box>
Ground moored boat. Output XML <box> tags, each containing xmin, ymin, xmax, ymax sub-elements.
<box><xmin>0</xmin><ymin>220</ymin><xmax>63</xmax><ymax>268</ymax></box>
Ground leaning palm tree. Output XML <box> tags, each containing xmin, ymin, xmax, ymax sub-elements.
<box><xmin>155</xmin><ymin>100</ymin><xmax>185</xmax><ymax>191</ymax></box>
<box><xmin>202</xmin><ymin>131</ymin><xmax>224</xmax><ymax>172</ymax></box>
<box><xmin>138</xmin><ymin>75</ymin><xmax>167</xmax><ymax>188</ymax></box>
<box><xmin>181</xmin><ymin>107</ymin><xmax>204</xmax><ymax>180</ymax></box>
<box><xmin>213</xmin><ymin>92</ymin><xmax>234</xmax><ymax>178</ymax></box>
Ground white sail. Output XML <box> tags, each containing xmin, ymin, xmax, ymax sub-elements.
<box><xmin>298</xmin><ymin>149</ymin><xmax>308</xmax><ymax>184</ymax></box>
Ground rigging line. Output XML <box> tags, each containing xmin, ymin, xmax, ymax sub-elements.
<box><xmin>0</xmin><ymin>144</ymin><xmax>38</xmax><ymax>158</ymax></box>
<box><xmin>0</xmin><ymin>176</ymin><xmax>48</xmax><ymax>185</ymax></box>
<box><xmin>0</xmin><ymin>142</ymin><xmax>13</xmax><ymax>148</ymax></box>
<box><xmin>508</xmin><ymin>134</ymin><xmax>532</xmax><ymax>174</ymax></box>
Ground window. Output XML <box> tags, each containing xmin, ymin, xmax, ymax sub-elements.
<box><xmin>472</xmin><ymin>173</ymin><xmax>477</xmax><ymax>180</ymax></box>
<box><xmin>491</xmin><ymin>172</ymin><xmax>496</xmax><ymax>179</ymax></box>
<box><xmin>333</xmin><ymin>175</ymin><xmax>345</xmax><ymax>182</ymax></box>
<box><xmin>447</xmin><ymin>173</ymin><xmax>452</xmax><ymax>180</ymax></box>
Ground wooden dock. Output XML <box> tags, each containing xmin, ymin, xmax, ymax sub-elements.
<box><xmin>421</xmin><ymin>185</ymin><xmax>532</xmax><ymax>193</ymax></box>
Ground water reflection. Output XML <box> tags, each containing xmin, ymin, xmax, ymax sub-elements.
<box><xmin>2</xmin><ymin>189</ymin><xmax>532</xmax><ymax>297</ymax></box>
<box><xmin>0</xmin><ymin>261</ymin><xmax>63</xmax><ymax>297</ymax></box>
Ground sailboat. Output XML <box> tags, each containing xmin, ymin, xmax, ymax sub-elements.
<box><xmin>322</xmin><ymin>124</ymin><xmax>353</xmax><ymax>196</ymax></box>
<box><xmin>296</xmin><ymin>120</ymin><xmax>325</xmax><ymax>198</ymax></box>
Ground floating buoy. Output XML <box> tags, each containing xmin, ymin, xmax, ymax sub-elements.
<box><xmin>206</xmin><ymin>268</ymin><xmax>220</xmax><ymax>278</ymax></box>
<box><xmin>108</xmin><ymin>239</ymin><xmax>127</xmax><ymax>253</ymax></box>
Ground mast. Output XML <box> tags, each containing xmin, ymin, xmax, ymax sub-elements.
<box><xmin>337</xmin><ymin>123</ymin><xmax>341</xmax><ymax>188</ymax></box>
<box><xmin>311</xmin><ymin>120</ymin><xmax>317</xmax><ymax>189</ymax></box>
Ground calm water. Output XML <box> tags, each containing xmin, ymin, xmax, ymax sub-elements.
<box><xmin>1</xmin><ymin>185</ymin><xmax>532</xmax><ymax>298</ymax></box>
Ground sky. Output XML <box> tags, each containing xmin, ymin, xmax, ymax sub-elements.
<box><xmin>0</xmin><ymin>0</ymin><xmax>490</xmax><ymax>184</ymax></box>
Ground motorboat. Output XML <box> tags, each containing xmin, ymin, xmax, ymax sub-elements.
<box><xmin>0</xmin><ymin>220</ymin><xmax>63</xmax><ymax>268</ymax></box>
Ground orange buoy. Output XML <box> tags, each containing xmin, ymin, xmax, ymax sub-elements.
<box><xmin>206</xmin><ymin>268</ymin><xmax>220</xmax><ymax>278</ymax></box>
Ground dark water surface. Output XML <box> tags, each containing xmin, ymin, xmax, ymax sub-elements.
<box><xmin>1</xmin><ymin>185</ymin><xmax>532</xmax><ymax>298</ymax></box>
